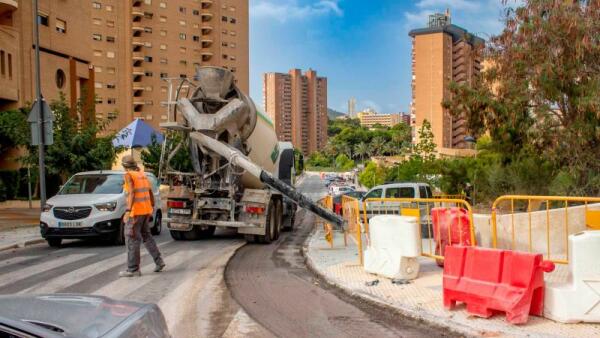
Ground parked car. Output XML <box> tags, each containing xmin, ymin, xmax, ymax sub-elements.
<box><xmin>0</xmin><ymin>294</ymin><xmax>171</xmax><ymax>338</ymax></box>
<box><xmin>333</xmin><ymin>190</ymin><xmax>366</xmax><ymax>215</ymax></box>
<box><xmin>40</xmin><ymin>170</ymin><xmax>162</xmax><ymax>247</ymax></box>
<box><xmin>329</xmin><ymin>184</ymin><xmax>354</xmax><ymax>196</ymax></box>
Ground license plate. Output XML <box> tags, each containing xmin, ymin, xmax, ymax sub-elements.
<box><xmin>169</xmin><ymin>222</ymin><xmax>189</xmax><ymax>230</ymax></box>
<box><xmin>58</xmin><ymin>221</ymin><xmax>83</xmax><ymax>228</ymax></box>
<box><xmin>170</xmin><ymin>208</ymin><xmax>191</xmax><ymax>215</ymax></box>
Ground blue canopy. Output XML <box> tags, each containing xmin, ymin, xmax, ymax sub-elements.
<box><xmin>112</xmin><ymin>118</ymin><xmax>164</xmax><ymax>148</ymax></box>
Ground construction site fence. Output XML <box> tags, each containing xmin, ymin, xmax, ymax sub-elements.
<box><xmin>491</xmin><ymin>195</ymin><xmax>600</xmax><ymax>264</ymax></box>
<box><xmin>316</xmin><ymin>195</ymin><xmax>335</xmax><ymax>247</ymax></box>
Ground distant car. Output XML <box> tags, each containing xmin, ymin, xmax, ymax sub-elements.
<box><xmin>333</xmin><ymin>190</ymin><xmax>366</xmax><ymax>215</ymax></box>
<box><xmin>40</xmin><ymin>170</ymin><xmax>162</xmax><ymax>248</ymax></box>
<box><xmin>329</xmin><ymin>185</ymin><xmax>354</xmax><ymax>196</ymax></box>
<box><xmin>0</xmin><ymin>294</ymin><xmax>171</xmax><ymax>338</ymax></box>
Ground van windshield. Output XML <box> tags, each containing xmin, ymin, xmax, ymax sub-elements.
<box><xmin>60</xmin><ymin>174</ymin><xmax>124</xmax><ymax>195</ymax></box>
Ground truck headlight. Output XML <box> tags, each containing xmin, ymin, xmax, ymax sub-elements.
<box><xmin>42</xmin><ymin>204</ymin><xmax>53</xmax><ymax>212</ymax></box>
<box><xmin>95</xmin><ymin>201</ymin><xmax>118</xmax><ymax>212</ymax></box>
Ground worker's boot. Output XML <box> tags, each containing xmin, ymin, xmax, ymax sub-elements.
<box><xmin>119</xmin><ymin>270</ymin><xmax>141</xmax><ymax>277</ymax></box>
<box><xmin>154</xmin><ymin>260</ymin><xmax>166</xmax><ymax>272</ymax></box>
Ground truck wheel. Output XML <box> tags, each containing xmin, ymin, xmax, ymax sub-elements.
<box><xmin>258</xmin><ymin>200</ymin><xmax>275</xmax><ymax>244</ymax></box>
<box><xmin>47</xmin><ymin>238</ymin><xmax>62</xmax><ymax>248</ymax></box>
<box><xmin>282</xmin><ymin>205</ymin><xmax>297</xmax><ymax>232</ymax></box>
<box><xmin>170</xmin><ymin>230</ymin><xmax>183</xmax><ymax>240</ymax></box>
<box><xmin>151</xmin><ymin>211</ymin><xmax>162</xmax><ymax>235</ymax></box>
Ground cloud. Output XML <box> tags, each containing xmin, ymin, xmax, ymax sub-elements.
<box><xmin>251</xmin><ymin>0</ymin><xmax>343</xmax><ymax>23</ymax></box>
<box><xmin>358</xmin><ymin>100</ymin><xmax>381</xmax><ymax>113</ymax></box>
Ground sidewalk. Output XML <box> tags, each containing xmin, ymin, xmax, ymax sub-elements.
<box><xmin>0</xmin><ymin>202</ymin><xmax>43</xmax><ymax>251</ymax></box>
<box><xmin>304</xmin><ymin>228</ymin><xmax>600</xmax><ymax>338</ymax></box>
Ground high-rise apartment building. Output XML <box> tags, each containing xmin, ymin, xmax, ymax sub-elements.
<box><xmin>263</xmin><ymin>69</ymin><xmax>328</xmax><ymax>155</ymax></box>
<box><xmin>0</xmin><ymin>1</ymin><xmax>95</xmax><ymax>120</ymax></box>
<box><xmin>347</xmin><ymin>97</ymin><xmax>356</xmax><ymax>117</ymax></box>
<box><xmin>409</xmin><ymin>10</ymin><xmax>483</xmax><ymax>149</ymax></box>
<box><xmin>0</xmin><ymin>0</ymin><xmax>249</xmax><ymax>132</ymax></box>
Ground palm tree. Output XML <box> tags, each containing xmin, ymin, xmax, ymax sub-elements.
<box><xmin>354</xmin><ymin>142</ymin><xmax>371</xmax><ymax>162</ymax></box>
<box><xmin>370</xmin><ymin>137</ymin><xmax>387</xmax><ymax>156</ymax></box>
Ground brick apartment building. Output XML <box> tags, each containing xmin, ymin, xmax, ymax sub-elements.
<box><xmin>409</xmin><ymin>10</ymin><xmax>483</xmax><ymax>149</ymax></box>
<box><xmin>0</xmin><ymin>0</ymin><xmax>249</xmax><ymax>132</ymax></box>
<box><xmin>263</xmin><ymin>69</ymin><xmax>328</xmax><ymax>156</ymax></box>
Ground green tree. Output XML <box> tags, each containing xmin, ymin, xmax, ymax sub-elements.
<box><xmin>358</xmin><ymin>161</ymin><xmax>388</xmax><ymax>188</ymax></box>
<box><xmin>354</xmin><ymin>142</ymin><xmax>371</xmax><ymax>162</ymax></box>
<box><xmin>370</xmin><ymin>137</ymin><xmax>387</xmax><ymax>156</ymax></box>
<box><xmin>141</xmin><ymin>132</ymin><xmax>194</xmax><ymax>176</ymax></box>
<box><xmin>412</xmin><ymin>120</ymin><xmax>436</xmax><ymax>162</ymax></box>
<box><xmin>0</xmin><ymin>109</ymin><xmax>29</xmax><ymax>156</ymax></box>
<box><xmin>334</xmin><ymin>154</ymin><xmax>355</xmax><ymax>171</ymax></box>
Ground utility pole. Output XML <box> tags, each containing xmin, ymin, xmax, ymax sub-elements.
<box><xmin>33</xmin><ymin>0</ymin><xmax>47</xmax><ymax>208</ymax></box>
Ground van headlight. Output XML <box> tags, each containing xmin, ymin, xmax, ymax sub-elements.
<box><xmin>94</xmin><ymin>201</ymin><xmax>118</xmax><ymax>212</ymax></box>
<box><xmin>42</xmin><ymin>204</ymin><xmax>53</xmax><ymax>212</ymax></box>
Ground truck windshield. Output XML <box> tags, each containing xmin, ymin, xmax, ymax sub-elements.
<box><xmin>60</xmin><ymin>174</ymin><xmax>124</xmax><ymax>195</ymax></box>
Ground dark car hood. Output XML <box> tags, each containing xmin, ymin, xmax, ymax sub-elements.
<box><xmin>0</xmin><ymin>294</ymin><xmax>152</xmax><ymax>338</ymax></box>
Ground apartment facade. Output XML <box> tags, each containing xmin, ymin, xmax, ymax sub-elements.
<box><xmin>263</xmin><ymin>69</ymin><xmax>328</xmax><ymax>155</ymax></box>
<box><xmin>0</xmin><ymin>0</ymin><xmax>248</xmax><ymax>132</ymax></box>
<box><xmin>0</xmin><ymin>0</ymin><xmax>95</xmax><ymax>120</ymax></box>
<box><xmin>357</xmin><ymin>109</ymin><xmax>401</xmax><ymax>128</ymax></box>
<box><xmin>409</xmin><ymin>11</ymin><xmax>483</xmax><ymax>149</ymax></box>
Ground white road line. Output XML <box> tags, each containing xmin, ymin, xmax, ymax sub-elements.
<box><xmin>0</xmin><ymin>253</ymin><xmax>95</xmax><ymax>289</ymax></box>
<box><xmin>92</xmin><ymin>248</ymin><xmax>203</xmax><ymax>299</ymax></box>
<box><xmin>18</xmin><ymin>242</ymin><xmax>173</xmax><ymax>295</ymax></box>
<box><xmin>0</xmin><ymin>256</ymin><xmax>39</xmax><ymax>268</ymax></box>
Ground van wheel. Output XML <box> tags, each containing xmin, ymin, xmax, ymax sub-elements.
<box><xmin>151</xmin><ymin>211</ymin><xmax>162</xmax><ymax>235</ymax></box>
<box><xmin>258</xmin><ymin>199</ymin><xmax>275</xmax><ymax>244</ymax></box>
<box><xmin>47</xmin><ymin>238</ymin><xmax>62</xmax><ymax>248</ymax></box>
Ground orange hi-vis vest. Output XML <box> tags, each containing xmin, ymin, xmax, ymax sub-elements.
<box><xmin>124</xmin><ymin>170</ymin><xmax>153</xmax><ymax>216</ymax></box>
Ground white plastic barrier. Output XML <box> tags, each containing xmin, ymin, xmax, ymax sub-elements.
<box><xmin>364</xmin><ymin>215</ymin><xmax>421</xmax><ymax>279</ymax></box>
<box><xmin>544</xmin><ymin>231</ymin><xmax>600</xmax><ymax>323</ymax></box>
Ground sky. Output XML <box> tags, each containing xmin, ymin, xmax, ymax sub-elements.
<box><xmin>249</xmin><ymin>0</ymin><xmax>512</xmax><ymax>115</ymax></box>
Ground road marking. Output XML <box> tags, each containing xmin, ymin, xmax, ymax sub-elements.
<box><xmin>92</xmin><ymin>248</ymin><xmax>203</xmax><ymax>299</ymax></box>
<box><xmin>0</xmin><ymin>253</ymin><xmax>95</xmax><ymax>289</ymax></box>
<box><xmin>0</xmin><ymin>255</ymin><xmax>39</xmax><ymax>268</ymax></box>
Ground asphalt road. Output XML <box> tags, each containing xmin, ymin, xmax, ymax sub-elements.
<box><xmin>226</xmin><ymin>174</ymin><xmax>451</xmax><ymax>338</ymax></box>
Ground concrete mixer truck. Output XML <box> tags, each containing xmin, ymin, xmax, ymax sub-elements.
<box><xmin>159</xmin><ymin>67</ymin><xmax>342</xmax><ymax>243</ymax></box>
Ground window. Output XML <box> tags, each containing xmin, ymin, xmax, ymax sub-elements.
<box><xmin>95</xmin><ymin>66</ymin><xmax>102</xmax><ymax>73</ymax></box>
<box><xmin>179</xmin><ymin>60</ymin><xmax>187</xmax><ymax>65</ymax></box>
<box><xmin>144</xmin><ymin>12</ymin><xmax>153</xmax><ymax>19</ymax></box>
<box><xmin>0</xmin><ymin>51</ymin><xmax>4</xmax><ymax>76</ymax></box>
<box><xmin>179</xmin><ymin>47</ymin><xmax>186</xmax><ymax>53</ymax></box>
<box><xmin>193</xmin><ymin>23</ymin><xmax>199</xmax><ymax>28</ymax></box>
<box><xmin>230</xmin><ymin>18</ymin><xmax>236</xmax><ymax>24</ymax></box>
<box><xmin>230</xmin><ymin>43</ymin><xmax>236</xmax><ymax>48</ymax></box>
<box><xmin>145</xmin><ymin>86</ymin><xmax>153</xmax><ymax>91</ymax></box>
<box><xmin>230</xmin><ymin>30</ymin><xmax>236</xmax><ymax>36</ymax></box>
<box><xmin>222</xmin><ymin>29</ymin><xmax>227</xmax><ymax>34</ymax></box>
<box><xmin>106</xmin><ymin>36</ymin><xmax>115</xmax><ymax>43</ymax></box>
<box><xmin>179</xmin><ymin>7</ymin><xmax>186</xmax><ymax>14</ymax></box>
<box><xmin>193</xmin><ymin>35</ymin><xmax>199</xmax><ymax>42</ymax></box>
<box><xmin>144</xmin><ymin>27</ymin><xmax>152</xmax><ymax>33</ymax></box>
<box><xmin>418</xmin><ymin>186</ymin><xmax>429</xmax><ymax>198</ymax></box>
<box><xmin>107</xmin><ymin>98</ymin><xmax>116</xmax><ymax>104</ymax></box>
<box><xmin>193</xmin><ymin>10</ymin><xmax>199</xmax><ymax>15</ymax></box>
<box><xmin>107</xmin><ymin>67</ymin><xmax>115</xmax><ymax>74</ymax></box>
<box><xmin>159</xmin><ymin>2</ymin><xmax>166</xmax><ymax>8</ymax></box>
<box><xmin>93</xmin><ymin>49</ymin><xmax>102</xmax><ymax>56</ymax></box>
<box><xmin>95</xmin><ymin>82</ymin><xmax>103</xmax><ymax>89</ymax></box>
<box><xmin>222</xmin><ymin>54</ymin><xmax>228</xmax><ymax>59</ymax></box>
<box><xmin>145</xmin><ymin>71</ymin><xmax>153</xmax><ymax>76</ymax></box>
<box><xmin>144</xmin><ymin>56</ymin><xmax>153</xmax><ymax>62</ymax></box>
<box><xmin>160</xmin><ymin>58</ymin><xmax>168</xmax><ymax>64</ymax></box>
<box><xmin>95</xmin><ymin>97</ymin><xmax>103</xmax><ymax>104</ymax></box>
<box><xmin>160</xmin><ymin>30</ymin><xmax>167</xmax><ymax>36</ymax></box>
<box><xmin>179</xmin><ymin>33</ymin><xmax>186</xmax><ymax>40</ymax></box>
<box><xmin>38</xmin><ymin>14</ymin><xmax>49</xmax><ymax>26</ymax></box>
<box><xmin>161</xmin><ymin>86</ymin><xmax>167</xmax><ymax>93</ymax></box>
<box><xmin>230</xmin><ymin>6</ymin><xmax>236</xmax><ymax>11</ymax></box>
<box><xmin>222</xmin><ymin>41</ymin><xmax>228</xmax><ymax>47</ymax></box>
<box><xmin>92</xmin><ymin>2</ymin><xmax>101</xmax><ymax>9</ymax></box>
<box><xmin>160</xmin><ymin>72</ymin><xmax>168</xmax><ymax>78</ymax></box>
<box><xmin>159</xmin><ymin>16</ymin><xmax>167</xmax><ymax>22</ymax></box>
<box><xmin>179</xmin><ymin>20</ymin><xmax>186</xmax><ymax>26</ymax></box>
<box><xmin>145</xmin><ymin>101</ymin><xmax>153</xmax><ymax>105</ymax></box>
<box><xmin>144</xmin><ymin>42</ymin><xmax>152</xmax><ymax>48</ymax></box>
<box><xmin>92</xmin><ymin>34</ymin><xmax>102</xmax><ymax>41</ymax></box>
<box><xmin>106</xmin><ymin>51</ymin><xmax>115</xmax><ymax>58</ymax></box>
<box><xmin>106</xmin><ymin>83</ymin><xmax>116</xmax><ymax>89</ymax></box>
<box><xmin>179</xmin><ymin>74</ymin><xmax>187</xmax><ymax>78</ymax></box>
<box><xmin>106</xmin><ymin>5</ymin><xmax>113</xmax><ymax>11</ymax></box>
<box><xmin>221</xmin><ymin>16</ymin><xmax>227</xmax><ymax>22</ymax></box>
<box><xmin>231</xmin><ymin>67</ymin><xmax>236</xmax><ymax>73</ymax></box>
<box><xmin>93</xmin><ymin>18</ymin><xmax>102</xmax><ymax>25</ymax></box>
<box><xmin>384</xmin><ymin>187</ymin><xmax>415</xmax><ymax>198</ymax></box>
<box><xmin>160</xmin><ymin>44</ymin><xmax>167</xmax><ymax>50</ymax></box>
<box><xmin>106</xmin><ymin>20</ymin><xmax>115</xmax><ymax>28</ymax></box>
<box><xmin>6</xmin><ymin>53</ymin><xmax>11</xmax><ymax>81</ymax></box>
<box><xmin>364</xmin><ymin>189</ymin><xmax>382</xmax><ymax>200</ymax></box>
<box><xmin>230</xmin><ymin>55</ymin><xmax>236</xmax><ymax>60</ymax></box>
<box><xmin>144</xmin><ymin>0</ymin><xmax>152</xmax><ymax>4</ymax></box>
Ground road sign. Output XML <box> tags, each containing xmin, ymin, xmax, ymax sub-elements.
<box><xmin>28</xmin><ymin>99</ymin><xmax>54</xmax><ymax>146</ymax></box>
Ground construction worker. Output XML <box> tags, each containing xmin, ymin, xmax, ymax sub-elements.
<box><xmin>119</xmin><ymin>155</ymin><xmax>165</xmax><ymax>277</ymax></box>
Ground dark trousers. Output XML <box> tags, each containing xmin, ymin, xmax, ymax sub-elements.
<box><xmin>125</xmin><ymin>214</ymin><xmax>163</xmax><ymax>272</ymax></box>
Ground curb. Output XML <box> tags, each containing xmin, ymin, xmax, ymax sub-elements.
<box><xmin>0</xmin><ymin>238</ymin><xmax>46</xmax><ymax>253</ymax></box>
<box><xmin>301</xmin><ymin>227</ymin><xmax>480</xmax><ymax>338</ymax></box>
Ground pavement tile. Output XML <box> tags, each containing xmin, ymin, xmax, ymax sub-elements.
<box><xmin>306</xmin><ymin>228</ymin><xmax>600</xmax><ymax>338</ymax></box>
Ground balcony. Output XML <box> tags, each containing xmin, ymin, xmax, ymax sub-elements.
<box><xmin>132</xmin><ymin>10</ymin><xmax>144</xmax><ymax>18</ymax></box>
<box><xmin>201</xmin><ymin>39</ymin><xmax>213</xmax><ymax>48</ymax></box>
<box><xmin>201</xmin><ymin>26</ymin><xmax>213</xmax><ymax>35</ymax></box>
<box><xmin>132</xmin><ymin>67</ymin><xmax>145</xmax><ymax>76</ymax></box>
<box><xmin>201</xmin><ymin>13</ymin><xmax>213</xmax><ymax>22</ymax></box>
<box><xmin>133</xmin><ymin>100</ymin><xmax>146</xmax><ymax>106</ymax></box>
<box><xmin>132</xmin><ymin>38</ymin><xmax>145</xmax><ymax>47</ymax></box>
<box><xmin>0</xmin><ymin>0</ymin><xmax>17</xmax><ymax>16</ymax></box>
<box><xmin>0</xmin><ymin>26</ymin><xmax>18</xmax><ymax>102</ymax></box>
<box><xmin>132</xmin><ymin>52</ymin><xmax>144</xmax><ymax>61</ymax></box>
<box><xmin>201</xmin><ymin>52</ymin><xmax>213</xmax><ymax>62</ymax></box>
<box><xmin>132</xmin><ymin>26</ymin><xmax>144</xmax><ymax>32</ymax></box>
<box><xmin>201</xmin><ymin>0</ymin><xmax>213</xmax><ymax>9</ymax></box>
<box><xmin>132</xmin><ymin>84</ymin><xmax>145</xmax><ymax>91</ymax></box>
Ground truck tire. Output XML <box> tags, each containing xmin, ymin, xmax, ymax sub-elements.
<box><xmin>258</xmin><ymin>199</ymin><xmax>276</xmax><ymax>244</ymax></box>
<box><xmin>282</xmin><ymin>204</ymin><xmax>297</xmax><ymax>231</ymax></box>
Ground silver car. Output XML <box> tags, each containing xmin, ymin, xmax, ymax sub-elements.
<box><xmin>0</xmin><ymin>294</ymin><xmax>171</xmax><ymax>338</ymax></box>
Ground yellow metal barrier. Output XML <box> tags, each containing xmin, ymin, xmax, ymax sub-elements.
<box><xmin>432</xmin><ymin>194</ymin><xmax>466</xmax><ymax>200</ymax></box>
<box><xmin>341</xmin><ymin>195</ymin><xmax>363</xmax><ymax>264</ymax></box>
<box><xmin>316</xmin><ymin>195</ymin><xmax>334</xmax><ymax>248</ymax></box>
<box><xmin>361</xmin><ymin>198</ymin><xmax>475</xmax><ymax>261</ymax></box>
<box><xmin>491</xmin><ymin>195</ymin><xmax>600</xmax><ymax>264</ymax></box>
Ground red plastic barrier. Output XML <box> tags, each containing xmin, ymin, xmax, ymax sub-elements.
<box><xmin>443</xmin><ymin>246</ymin><xmax>555</xmax><ymax>324</ymax></box>
<box><xmin>431</xmin><ymin>207</ymin><xmax>472</xmax><ymax>266</ymax></box>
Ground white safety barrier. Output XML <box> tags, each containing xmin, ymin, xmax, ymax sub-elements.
<box><xmin>544</xmin><ymin>231</ymin><xmax>600</xmax><ymax>323</ymax></box>
<box><xmin>364</xmin><ymin>215</ymin><xmax>421</xmax><ymax>279</ymax></box>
